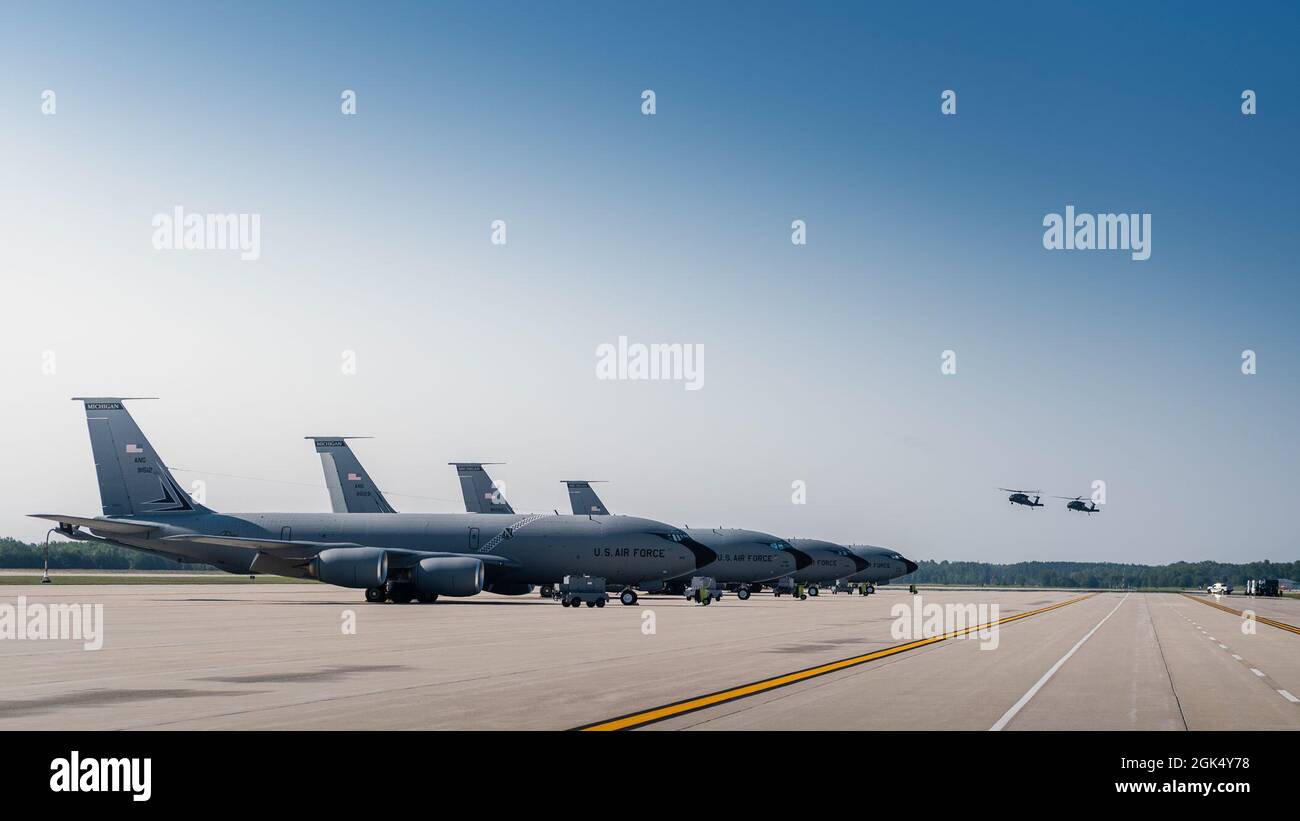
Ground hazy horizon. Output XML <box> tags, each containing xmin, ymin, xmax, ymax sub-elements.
<box><xmin>2</xmin><ymin>2</ymin><xmax>1297</xmax><ymax>565</ymax></box>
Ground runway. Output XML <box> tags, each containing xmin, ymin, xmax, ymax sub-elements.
<box><xmin>1</xmin><ymin>584</ymin><xmax>1297</xmax><ymax>730</ymax></box>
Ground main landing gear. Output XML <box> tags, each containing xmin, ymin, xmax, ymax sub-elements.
<box><xmin>365</xmin><ymin>583</ymin><xmax>437</xmax><ymax>604</ymax></box>
<box><xmin>620</xmin><ymin>589</ymin><xmax>638</xmax><ymax>606</ymax></box>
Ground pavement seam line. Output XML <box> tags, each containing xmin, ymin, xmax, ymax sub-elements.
<box><xmin>1149</xmin><ymin>594</ymin><xmax>1189</xmax><ymax>731</ymax></box>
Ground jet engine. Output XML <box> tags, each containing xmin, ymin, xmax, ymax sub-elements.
<box><xmin>310</xmin><ymin>547</ymin><xmax>388</xmax><ymax>589</ymax></box>
<box><xmin>413</xmin><ymin>556</ymin><xmax>484</xmax><ymax>597</ymax></box>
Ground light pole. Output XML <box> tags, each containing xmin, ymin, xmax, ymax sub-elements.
<box><xmin>42</xmin><ymin>528</ymin><xmax>55</xmax><ymax>584</ymax></box>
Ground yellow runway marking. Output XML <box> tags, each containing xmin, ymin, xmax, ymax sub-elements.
<box><xmin>576</xmin><ymin>592</ymin><xmax>1097</xmax><ymax>731</ymax></box>
<box><xmin>1180</xmin><ymin>593</ymin><xmax>1300</xmax><ymax>636</ymax></box>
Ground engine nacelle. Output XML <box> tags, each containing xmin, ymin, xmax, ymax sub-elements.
<box><xmin>413</xmin><ymin>556</ymin><xmax>484</xmax><ymax>597</ymax></box>
<box><xmin>310</xmin><ymin>547</ymin><xmax>388</xmax><ymax>589</ymax></box>
<box><xmin>484</xmin><ymin>581</ymin><xmax>534</xmax><ymax>596</ymax></box>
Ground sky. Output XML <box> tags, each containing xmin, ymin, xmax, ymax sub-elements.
<box><xmin>1</xmin><ymin>1</ymin><xmax>1297</xmax><ymax>564</ymax></box>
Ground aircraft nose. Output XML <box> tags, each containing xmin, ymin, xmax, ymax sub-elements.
<box><xmin>682</xmin><ymin>537</ymin><xmax>717</xmax><ymax>569</ymax></box>
<box><xmin>784</xmin><ymin>546</ymin><xmax>813</xmax><ymax>571</ymax></box>
<box><xmin>903</xmin><ymin>558</ymin><xmax>918</xmax><ymax>575</ymax></box>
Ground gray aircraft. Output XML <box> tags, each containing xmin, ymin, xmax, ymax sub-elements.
<box><xmin>32</xmin><ymin>399</ymin><xmax>716</xmax><ymax>604</ymax></box>
<box><xmin>562</xmin><ymin>480</ymin><xmax>915</xmax><ymax>598</ymax></box>
<box><xmin>312</xmin><ymin>443</ymin><xmax>801</xmax><ymax>604</ymax></box>
<box><xmin>559</xmin><ymin>480</ymin><xmax>816</xmax><ymax>599</ymax></box>
<box><xmin>840</xmin><ymin>545</ymin><xmax>919</xmax><ymax>586</ymax></box>
<box><xmin>553</xmin><ymin>480</ymin><xmax>808</xmax><ymax>600</ymax></box>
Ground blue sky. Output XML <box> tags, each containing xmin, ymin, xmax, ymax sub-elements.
<box><xmin>1</xmin><ymin>1</ymin><xmax>1297</xmax><ymax>563</ymax></box>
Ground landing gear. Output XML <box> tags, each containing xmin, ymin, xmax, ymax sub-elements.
<box><xmin>364</xmin><ymin>586</ymin><xmax>387</xmax><ymax>603</ymax></box>
<box><xmin>539</xmin><ymin>585</ymin><xmax>554</xmax><ymax>598</ymax></box>
<box><xmin>619</xmin><ymin>589</ymin><xmax>638</xmax><ymax>606</ymax></box>
<box><xmin>416</xmin><ymin>592</ymin><xmax>438</xmax><ymax>603</ymax></box>
<box><xmin>808</xmin><ymin>585</ymin><xmax>819</xmax><ymax>597</ymax></box>
<box><xmin>388</xmin><ymin>584</ymin><xmax>414</xmax><ymax>604</ymax></box>
<box><xmin>737</xmin><ymin>587</ymin><xmax>751</xmax><ymax>601</ymax></box>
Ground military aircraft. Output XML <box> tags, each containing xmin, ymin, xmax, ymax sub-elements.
<box><xmin>557</xmin><ymin>480</ymin><xmax>807</xmax><ymax>599</ymax></box>
<box><xmin>1053</xmin><ymin>495</ymin><xmax>1100</xmax><ymax>514</ymax></box>
<box><xmin>443</xmin><ymin>472</ymin><xmax>802</xmax><ymax>601</ymax></box>
<box><xmin>32</xmin><ymin>399</ymin><xmax>715</xmax><ymax>605</ymax></box>
<box><xmin>999</xmin><ymin>488</ymin><xmax>1044</xmax><ymax>508</ymax></box>
<box><xmin>840</xmin><ymin>545</ymin><xmax>919</xmax><ymax>589</ymax></box>
<box><xmin>311</xmin><ymin>440</ymin><xmax>797</xmax><ymax>605</ymax></box>
<box><xmin>782</xmin><ymin>538</ymin><xmax>868</xmax><ymax>596</ymax></box>
<box><xmin>556</xmin><ymin>480</ymin><xmax>912</xmax><ymax>599</ymax></box>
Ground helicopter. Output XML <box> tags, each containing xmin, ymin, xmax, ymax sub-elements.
<box><xmin>999</xmin><ymin>488</ymin><xmax>1043</xmax><ymax>508</ymax></box>
<box><xmin>1053</xmin><ymin>495</ymin><xmax>1100</xmax><ymax>514</ymax></box>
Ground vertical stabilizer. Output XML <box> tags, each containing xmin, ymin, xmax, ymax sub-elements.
<box><xmin>307</xmin><ymin>437</ymin><xmax>396</xmax><ymax>513</ymax></box>
<box><xmin>74</xmin><ymin>398</ymin><xmax>212</xmax><ymax>517</ymax></box>
<box><xmin>563</xmin><ymin>480</ymin><xmax>610</xmax><ymax>515</ymax></box>
<box><xmin>450</xmin><ymin>463</ymin><xmax>513</xmax><ymax>514</ymax></box>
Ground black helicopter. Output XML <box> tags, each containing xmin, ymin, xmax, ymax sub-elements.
<box><xmin>1053</xmin><ymin>495</ymin><xmax>1100</xmax><ymax>514</ymax></box>
<box><xmin>999</xmin><ymin>488</ymin><xmax>1043</xmax><ymax>508</ymax></box>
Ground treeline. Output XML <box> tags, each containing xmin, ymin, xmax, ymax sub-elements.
<box><xmin>902</xmin><ymin>559</ymin><xmax>1300</xmax><ymax>589</ymax></box>
<box><xmin>0</xmin><ymin>538</ymin><xmax>211</xmax><ymax>571</ymax></box>
<box><xmin>3</xmin><ymin>537</ymin><xmax>1296</xmax><ymax>587</ymax></box>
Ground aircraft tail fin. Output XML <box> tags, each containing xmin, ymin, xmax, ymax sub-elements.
<box><xmin>308</xmin><ymin>437</ymin><xmax>396</xmax><ymax>513</ymax></box>
<box><xmin>563</xmin><ymin>480</ymin><xmax>610</xmax><ymax>515</ymax></box>
<box><xmin>450</xmin><ymin>463</ymin><xmax>513</xmax><ymax>514</ymax></box>
<box><xmin>74</xmin><ymin>398</ymin><xmax>212</xmax><ymax>517</ymax></box>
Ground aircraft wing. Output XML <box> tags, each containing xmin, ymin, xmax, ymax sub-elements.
<box><xmin>29</xmin><ymin>513</ymin><xmax>159</xmax><ymax>536</ymax></box>
<box><xmin>165</xmin><ymin>534</ymin><xmax>515</xmax><ymax>568</ymax></box>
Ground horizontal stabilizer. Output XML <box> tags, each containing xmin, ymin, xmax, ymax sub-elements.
<box><xmin>29</xmin><ymin>514</ymin><xmax>158</xmax><ymax>536</ymax></box>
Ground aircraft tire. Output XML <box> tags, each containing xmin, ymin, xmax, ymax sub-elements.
<box><xmin>620</xmin><ymin>590</ymin><xmax>638</xmax><ymax>606</ymax></box>
<box><xmin>364</xmin><ymin>586</ymin><xmax>387</xmax><ymax>603</ymax></box>
<box><xmin>808</xmin><ymin>586</ymin><xmax>819</xmax><ymax>597</ymax></box>
<box><xmin>737</xmin><ymin>588</ymin><xmax>751</xmax><ymax>601</ymax></box>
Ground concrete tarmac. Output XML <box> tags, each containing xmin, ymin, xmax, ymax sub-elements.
<box><xmin>0</xmin><ymin>584</ymin><xmax>1296</xmax><ymax>730</ymax></box>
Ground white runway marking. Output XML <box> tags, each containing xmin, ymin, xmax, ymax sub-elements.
<box><xmin>1219</xmin><ymin>644</ymin><xmax>1228</xmax><ymax>649</ymax></box>
<box><xmin>1280</xmin><ymin>690</ymin><xmax>1299</xmax><ymax>704</ymax></box>
<box><xmin>989</xmin><ymin>593</ymin><xmax>1129</xmax><ymax>732</ymax></box>
<box><xmin>1250</xmin><ymin>668</ymin><xmax>1266</xmax><ymax>677</ymax></box>
<box><xmin>1232</xmin><ymin>654</ymin><xmax>1243</xmax><ymax>660</ymax></box>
